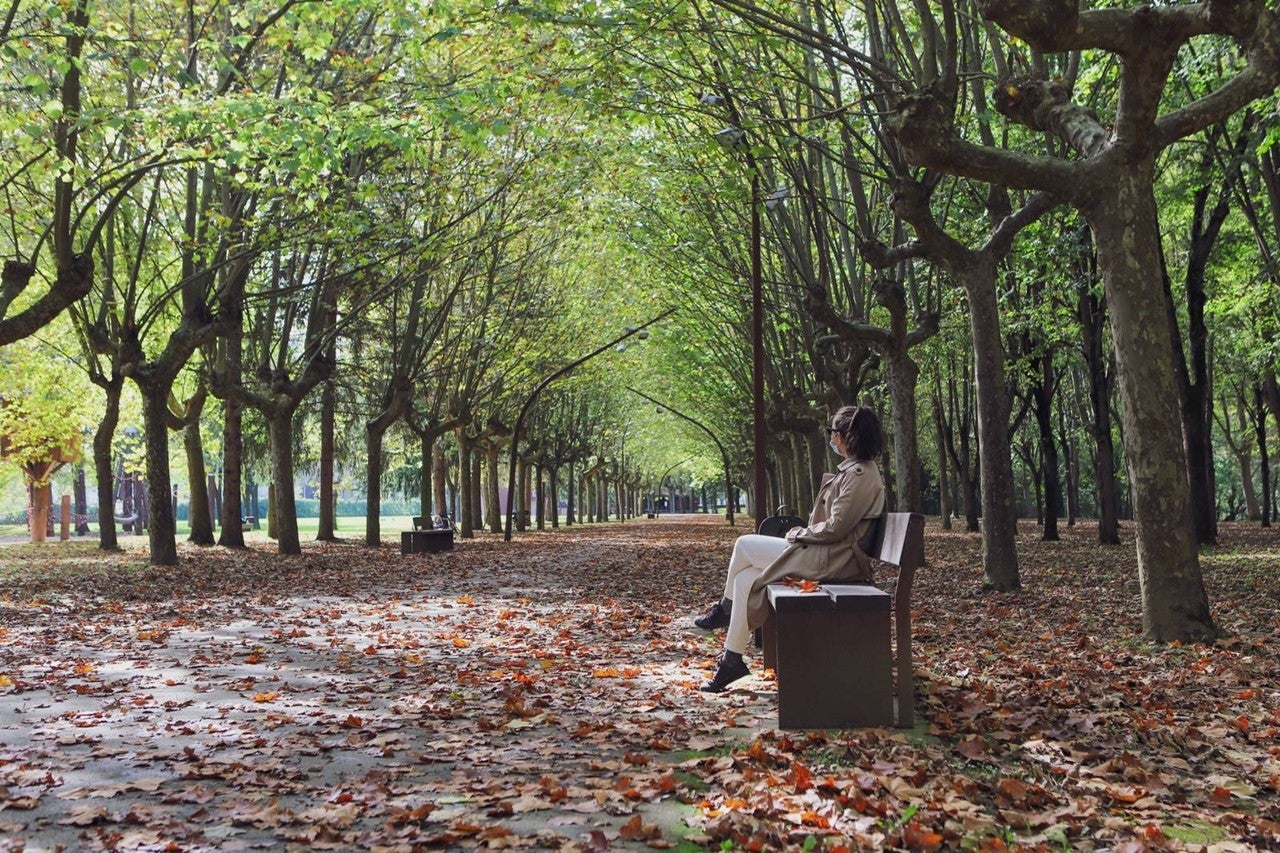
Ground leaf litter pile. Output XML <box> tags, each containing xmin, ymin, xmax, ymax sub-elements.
<box><xmin>0</xmin><ymin>516</ymin><xmax>1276</xmax><ymax>852</ymax></box>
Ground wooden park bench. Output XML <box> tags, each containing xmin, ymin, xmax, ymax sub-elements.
<box><xmin>760</xmin><ymin>511</ymin><xmax>924</xmax><ymax>729</ymax></box>
<box><xmin>401</xmin><ymin>515</ymin><xmax>454</xmax><ymax>555</ymax></box>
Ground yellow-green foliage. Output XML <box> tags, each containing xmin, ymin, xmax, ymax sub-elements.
<box><xmin>0</xmin><ymin>341</ymin><xmax>92</xmax><ymax>484</ymax></box>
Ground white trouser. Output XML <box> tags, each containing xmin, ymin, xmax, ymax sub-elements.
<box><xmin>721</xmin><ymin>534</ymin><xmax>790</xmax><ymax>654</ymax></box>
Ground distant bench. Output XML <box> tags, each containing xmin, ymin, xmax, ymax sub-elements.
<box><xmin>401</xmin><ymin>515</ymin><xmax>454</xmax><ymax>554</ymax></box>
<box><xmin>761</xmin><ymin>511</ymin><xmax>924</xmax><ymax>729</ymax></box>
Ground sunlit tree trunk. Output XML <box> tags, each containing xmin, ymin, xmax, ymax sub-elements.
<box><xmin>457</xmin><ymin>430</ymin><xmax>473</xmax><ymax>538</ymax></box>
<box><xmin>92</xmin><ymin>375</ymin><xmax>122</xmax><ymax>551</ymax></box>
<box><xmin>1086</xmin><ymin>170</ymin><xmax>1213</xmax><ymax>640</ymax></box>
<box><xmin>138</xmin><ymin>381</ymin><xmax>179</xmax><ymax>566</ymax></box>
<box><xmin>184</xmin><ymin>416</ymin><xmax>214</xmax><ymax>545</ymax></box>
<box><xmin>433</xmin><ymin>441</ymin><xmax>448</xmax><ymax>522</ymax></box>
<box><xmin>267</xmin><ymin>410</ymin><xmax>301</xmax><ymax>555</ymax></box>
<box><xmin>317</xmin><ymin>379</ymin><xmax>337</xmax><ymax>541</ymax></box>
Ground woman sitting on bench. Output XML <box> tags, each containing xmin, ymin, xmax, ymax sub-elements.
<box><xmin>695</xmin><ymin>405</ymin><xmax>885</xmax><ymax>693</ymax></box>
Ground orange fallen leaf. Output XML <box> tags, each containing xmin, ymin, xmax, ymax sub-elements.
<box><xmin>619</xmin><ymin>813</ymin><xmax>661</xmax><ymax>841</ymax></box>
<box><xmin>1107</xmin><ymin>785</ymin><xmax>1146</xmax><ymax>804</ymax></box>
<box><xmin>1208</xmin><ymin>786</ymin><xmax>1235</xmax><ymax>806</ymax></box>
<box><xmin>252</xmin><ymin>692</ymin><xmax>278</xmax><ymax>703</ymax></box>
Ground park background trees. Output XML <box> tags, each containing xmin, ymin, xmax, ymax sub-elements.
<box><xmin>1</xmin><ymin>0</ymin><xmax>1278</xmax><ymax>643</ymax></box>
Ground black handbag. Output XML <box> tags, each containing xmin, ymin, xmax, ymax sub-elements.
<box><xmin>757</xmin><ymin>505</ymin><xmax>804</xmax><ymax>538</ymax></box>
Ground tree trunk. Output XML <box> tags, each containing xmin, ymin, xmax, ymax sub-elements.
<box><xmin>1061</xmin><ymin>422</ymin><xmax>1080</xmax><ymax>528</ymax></box>
<box><xmin>73</xmin><ymin>464</ymin><xmax>89</xmax><ymax>535</ymax></box>
<box><xmin>27</xmin><ymin>481</ymin><xmax>48</xmax><ymax>543</ymax></box>
<box><xmin>93</xmin><ymin>377</ymin><xmax>122</xmax><ymax>551</ymax></box>
<box><xmin>566</xmin><ymin>461</ymin><xmax>575</xmax><ymax>525</ymax></box>
<box><xmin>549</xmin><ymin>465</ymin><xmax>559</xmax><ymax>528</ymax></box>
<box><xmin>932</xmin><ymin>384</ymin><xmax>952</xmax><ymax>530</ymax></box>
<box><xmin>1165</xmin><ymin>258</ymin><xmax>1218</xmax><ymax>546</ymax></box>
<box><xmin>1085</xmin><ymin>173</ymin><xmax>1214</xmax><ymax>641</ymax></box>
<box><xmin>470</xmin><ymin>448</ymin><xmax>483</xmax><ymax>531</ymax></box>
<box><xmin>268</xmin><ymin>483</ymin><xmax>278</xmax><ymax>540</ymax></box>
<box><xmin>1226</xmin><ymin>389</ymin><xmax>1260</xmax><ymax>520</ymax></box>
<box><xmin>885</xmin><ymin>351</ymin><xmax>923</xmax><ymax>512</ymax></box>
<box><xmin>218</xmin><ymin>310</ymin><xmax>245</xmax><ymax>547</ymax></box>
<box><xmin>419</xmin><ymin>430</ymin><xmax>434</xmax><ymax>520</ymax></box>
<box><xmin>1078</xmin><ymin>281</ymin><xmax>1121</xmax><ymax>544</ymax></box>
<box><xmin>961</xmin><ymin>263</ymin><xmax>1021</xmax><ymax>590</ymax></box>
<box><xmin>457</xmin><ymin>431</ymin><xmax>473</xmax><ymax>538</ymax></box>
<box><xmin>1256</xmin><ymin>384</ymin><xmax>1272</xmax><ymax>528</ymax></box>
<box><xmin>1033</xmin><ymin>354</ymin><xmax>1060</xmax><ymax>541</ymax></box>
<box><xmin>184</xmin><ymin>418</ymin><xmax>214</xmax><ymax>545</ymax></box>
<box><xmin>317</xmin><ymin>379</ymin><xmax>337</xmax><ymax>541</ymax></box>
<box><xmin>139</xmin><ymin>382</ymin><xmax>179</xmax><ymax>566</ymax></box>
<box><xmin>207</xmin><ymin>474</ymin><xmax>220</xmax><ymax>531</ymax></box>
<box><xmin>485</xmin><ymin>444</ymin><xmax>501</xmax><ymax>533</ymax></box>
<box><xmin>267</xmin><ymin>411</ymin><xmax>302</xmax><ymax>555</ymax></box>
<box><xmin>433</xmin><ymin>441</ymin><xmax>448</xmax><ymax>523</ymax></box>
<box><xmin>365</xmin><ymin>424</ymin><xmax>386</xmax><ymax>547</ymax></box>
<box><xmin>534</xmin><ymin>463</ymin><xmax>545</xmax><ymax>529</ymax></box>
<box><xmin>516</xmin><ymin>457</ymin><xmax>529</xmax><ymax>531</ymax></box>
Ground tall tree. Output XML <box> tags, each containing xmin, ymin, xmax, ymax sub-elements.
<box><xmin>888</xmin><ymin>1</ymin><xmax>1280</xmax><ymax>640</ymax></box>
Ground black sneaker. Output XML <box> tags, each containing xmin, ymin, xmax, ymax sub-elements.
<box><xmin>700</xmin><ymin>653</ymin><xmax>750</xmax><ymax>693</ymax></box>
<box><xmin>693</xmin><ymin>601</ymin><xmax>730</xmax><ymax>630</ymax></box>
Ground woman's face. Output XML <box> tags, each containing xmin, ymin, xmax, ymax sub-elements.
<box><xmin>828</xmin><ymin>424</ymin><xmax>846</xmax><ymax>457</ymax></box>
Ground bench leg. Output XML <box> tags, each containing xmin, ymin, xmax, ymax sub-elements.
<box><xmin>773</xmin><ymin>609</ymin><xmax>893</xmax><ymax>729</ymax></box>
<box><xmin>762</xmin><ymin>611</ymin><xmax>778</xmax><ymax>672</ymax></box>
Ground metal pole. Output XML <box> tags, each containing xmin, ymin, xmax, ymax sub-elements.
<box><xmin>751</xmin><ymin>173</ymin><xmax>768</xmax><ymax>524</ymax></box>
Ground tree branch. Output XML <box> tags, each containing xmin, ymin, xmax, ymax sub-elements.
<box><xmin>886</xmin><ymin>87</ymin><xmax>1083</xmax><ymax>198</ymax></box>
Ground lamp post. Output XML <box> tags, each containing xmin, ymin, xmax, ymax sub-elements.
<box><xmin>503</xmin><ymin>308</ymin><xmax>675</xmax><ymax>541</ymax></box>
<box><xmin>714</xmin><ymin>125</ymin><xmax>771</xmax><ymax>523</ymax></box>
<box><xmin>627</xmin><ymin>386</ymin><xmax>735</xmax><ymax>527</ymax></box>
<box><xmin>749</xmin><ymin>173</ymin><xmax>768</xmax><ymax>524</ymax></box>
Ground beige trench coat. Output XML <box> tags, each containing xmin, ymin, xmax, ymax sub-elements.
<box><xmin>745</xmin><ymin>458</ymin><xmax>885</xmax><ymax>628</ymax></box>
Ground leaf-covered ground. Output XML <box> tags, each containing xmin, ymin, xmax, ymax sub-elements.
<box><xmin>0</xmin><ymin>516</ymin><xmax>1276</xmax><ymax>851</ymax></box>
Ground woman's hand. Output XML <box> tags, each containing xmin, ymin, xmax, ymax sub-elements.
<box><xmin>784</xmin><ymin>527</ymin><xmax>801</xmax><ymax>543</ymax></box>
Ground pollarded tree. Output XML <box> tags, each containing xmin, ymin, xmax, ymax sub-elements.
<box><xmin>697</xmin><ymin>0</ymin><xmax>1065</xmax><ymax>589</ymax></box>
<box><xmin>887</xmin><ymin>0</ymin><xmax>1280</xmax><ymax>641</ymax></box>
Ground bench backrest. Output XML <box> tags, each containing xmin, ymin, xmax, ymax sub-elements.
<box><xmin>869</xmin><ymin>511</ymin><xmax>924</xmax><ymax>727</ymax></box>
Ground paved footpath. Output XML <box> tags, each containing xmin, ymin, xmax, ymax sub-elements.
<box><xmin>0</xmin><ymin>521</ymin><xmax>780</xmax><ymax>851</ymax></box>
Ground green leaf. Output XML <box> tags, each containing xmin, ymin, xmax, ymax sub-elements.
<box><xmin>23</xmin><ymin>74</ymin><xmax>49</xmax><ymax>96</ymax></box>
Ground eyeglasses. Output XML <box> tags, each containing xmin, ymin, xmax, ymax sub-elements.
<box><xmin>824</xmin><ymin>427</ymin><xmax>838</xmax><ymax>436</ymax></box>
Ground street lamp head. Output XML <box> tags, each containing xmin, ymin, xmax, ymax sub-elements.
<box><xmin>637</xmin><ymin>329</ymin><xmax>649</xmax><ymax>340</ymax></box>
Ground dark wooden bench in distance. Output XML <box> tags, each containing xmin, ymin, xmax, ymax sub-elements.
<box><xmin>401</xmin><ymin>515</ymin><xmax>454</xmax><ymax>555</ymax></box>
<box><xmin>761</xmin><ymin>511</ymin><xmax>924</xmax><ymax>729</ymax></box>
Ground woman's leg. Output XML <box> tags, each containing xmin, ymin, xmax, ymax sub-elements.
<box><xmin>725</xmin><ymin>566</ymin><xmax>765</xmax><ymax>654</ymax></box>
<box><xmin>722</xmin><ymin>534</ymin><xmax>790</xmax><ymax>601</ymax></box>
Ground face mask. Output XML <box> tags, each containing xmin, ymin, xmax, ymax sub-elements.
<box><xmin>829</xmin><ymin>438</ymin><xmax>841</xmax><ymax>455</ymax></box>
